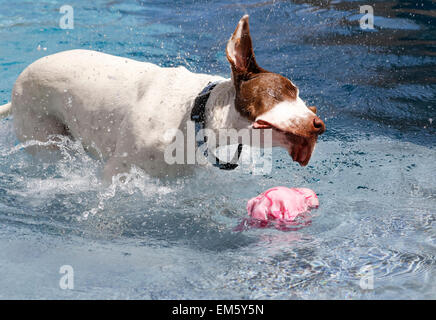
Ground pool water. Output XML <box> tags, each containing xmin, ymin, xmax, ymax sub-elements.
<box><xmin>0</xmin><ymin>0</ymin><xmax>435</xmax><ymax>299</ymax></box>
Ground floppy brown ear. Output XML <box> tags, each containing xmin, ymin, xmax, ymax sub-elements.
<box><xmin>226</xmin><ymin>15</ymin><xmax>263</xmax><ymax>77</ymax></box>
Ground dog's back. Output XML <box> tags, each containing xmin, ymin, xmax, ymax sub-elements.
<box><xmin>11</xmin><ymin>50</ymin><xmax>219</xmax><ymax>159</ymax></box>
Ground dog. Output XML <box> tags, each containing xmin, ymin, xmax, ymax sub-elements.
<box><xmin>0</xmin><ymin>15</ymin><xmax>325</xmax><ymax>180</ymax></box>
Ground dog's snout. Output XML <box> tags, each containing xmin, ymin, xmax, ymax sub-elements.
<box><xmin>312</xmin><ymin>117</ymin><xmax>325</xmax><ymax>134</ymax></box>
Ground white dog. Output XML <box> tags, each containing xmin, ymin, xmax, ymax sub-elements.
<box><xmin>0</xmin><ymin>15</ymin><xmax>325</xmax><ymax>180</ymax></box>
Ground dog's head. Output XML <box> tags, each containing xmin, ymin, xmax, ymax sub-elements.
<box><xmin>226</xmin><ymin>15</ymin><xmax>325</xmax><ymax>166</ymax></box>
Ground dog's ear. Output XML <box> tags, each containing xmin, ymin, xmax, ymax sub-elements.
<box><xmin>226</xmin><ymin>15</ymin><xmax>263</xmax><ymax>78</ymax></box>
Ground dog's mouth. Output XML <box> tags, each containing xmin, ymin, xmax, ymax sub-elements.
<box><xmin>253</xmin><ymin>121</ymin><xmax>317</xmax><ymax>166</ymax></box>
<box><xmin>282</xmin><ymin>131</ymin><xmax>316</xmax><ymax>166</ymax></box>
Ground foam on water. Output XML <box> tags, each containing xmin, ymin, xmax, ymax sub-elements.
<box><xmin>1</xmin><ymin>114</ymin><xmax>435</xmax><ymax>298</ymax></box>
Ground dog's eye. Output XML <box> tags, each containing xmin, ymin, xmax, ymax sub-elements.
<box><xmin>266</xmin><ymin>88</ymin><xmax>278</xmax><ymax>99</ymax></box>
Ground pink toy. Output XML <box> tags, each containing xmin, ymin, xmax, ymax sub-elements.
<box><xmin>239</xmin><ymin>187</ymin><xmax>319</xmax><ymax>230</ymax></box>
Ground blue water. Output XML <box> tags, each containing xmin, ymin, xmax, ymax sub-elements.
<box><xmin>0</xmin><ymin>0</ymin><xmax>435</xmax><ymax>299</ymax></box>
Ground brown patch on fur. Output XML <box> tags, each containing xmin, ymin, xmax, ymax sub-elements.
<box><xmin>308</xmin><ymin>106</ymin><xmax>317</xmax><ymax>114</ymax></box>
<box><xmin>236</xmin><ymin>73</ymin><xmax>298</xmax><ymax>121</ymax></box>
<box><xmin>226</xmin><ymin>15</ymin><xmax>298</xmax><ymax>121</ymax></box>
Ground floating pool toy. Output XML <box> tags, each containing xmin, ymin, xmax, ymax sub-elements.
<box><xmin>246</xmin><ymin>187</ymin><xmax>319</xmax><ymax>228</ymax></box>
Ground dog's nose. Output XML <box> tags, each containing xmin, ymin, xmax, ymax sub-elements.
<box><xmin>312</xmin><ymin>117</ymin><xmax>326</xmax><ymax>135</ymax></box>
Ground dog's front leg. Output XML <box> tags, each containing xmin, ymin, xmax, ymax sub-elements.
<box><xmin>102</xmin><ymin>156</ymin><xmax>130</xmax><ymax>183</ymax></box>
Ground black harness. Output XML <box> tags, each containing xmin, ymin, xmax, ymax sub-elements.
<box><xmin>190</xmin><ymin>81</ymin><xmax>243</xmax><ymax>170</ymax></box>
